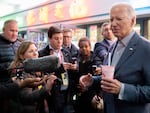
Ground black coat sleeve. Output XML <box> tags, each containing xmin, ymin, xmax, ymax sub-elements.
<box><xmin>0</xmin><ymin>83</ymin><xmax>20</xmax><ymax>99</ymax></box>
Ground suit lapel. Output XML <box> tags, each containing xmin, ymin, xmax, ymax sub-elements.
<box><xmin>115</xmin><ymin>33</ymin><xmax>139</xmax><ymax>71</ymax></box>
<box><xmin>103</xmin><ymin>39</ymin><xmax>110</xmax><ymax>46</ymax></box>
<box><xmin>103</xmin><ymin>41</ymin><xmax>117</xmax><ymax>65</ymax></box>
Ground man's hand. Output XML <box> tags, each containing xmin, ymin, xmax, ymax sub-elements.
<box><xmin>94</xmin><ymin>67</ymin><xmax>102</xmax><ymax>75</ymax></box>
<box><xmin>12</xmin><ymin>77</ymin><xmax>42</xmax><ymax>88</ymax></box>
<box><xmin>79</xmin><ymin>73</ymin><xmax>93</xmax><ymax>92</ymax></box>
<box><xmin>101</xmin><ymin>77</ymin><xmax>122</xmax><ymax>94</ymax></box>
<box><xmin>70</xmin><ymin>62</ymin><xmax>78</xmax><ymax>70</ymax></box>
<box><xmin>45</xmin><ymin>75</ymin><xmax>57</xmax><ymax>91</ymax></box>
<box><xmin>63</xmin><ymin>62</ymin><xmax>71</xmax><ymax>70</ymax></box>
<box><xmin>91</xmin><ymin>95</ymin><xmax>103</xmax><ymax>110</ymax></box>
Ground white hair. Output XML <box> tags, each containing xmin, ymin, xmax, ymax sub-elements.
<box><xmin>111</xmin><ymin>2</ymin><xmax>136</xmax><ymax>19</ymax></box>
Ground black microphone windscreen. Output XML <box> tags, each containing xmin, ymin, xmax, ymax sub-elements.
<box><xmin>23</xmin><ymin>55</ymin><xmax>60</xmax><ymax>73</ymax></box>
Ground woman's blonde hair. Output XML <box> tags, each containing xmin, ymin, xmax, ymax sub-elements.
<box><xmin>10</xmin><ymin>41</ymin><xmax>36</xmax><ymax>68</ymax></box>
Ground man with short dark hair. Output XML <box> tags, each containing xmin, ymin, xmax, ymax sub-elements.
<box><xmin>39</xmin><ymin>26</ymin><xmax>75</xmax><ymax>113</ymax></box>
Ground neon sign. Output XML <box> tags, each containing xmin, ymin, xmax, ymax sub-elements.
<box><xmin>39</xmin><ymin>6</ymin><xmax>49</xmax><ymax>23</ymax></box>
<box><xmin>69</xmin><ymin>0</ymin><xmax>88</xmax><ymax>18</ymax></box>
<box><xmin>26</xmin><ymin>10</ymin><xmax>36</xmax><ymax>26</ymax></box>
<box><xmin>54</xmin><ymin>4</ymin><xmax>64</xmax><ymax>19</ymax></box>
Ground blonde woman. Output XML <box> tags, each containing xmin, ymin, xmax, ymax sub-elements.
<box><xmin>9</xmin><ymin>41</ymin><xmax>57</xmax><ymax>113</ymax></box>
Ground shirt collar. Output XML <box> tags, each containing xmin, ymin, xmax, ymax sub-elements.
<box><xmin>63</xmin><ymin>44</ymin><xmax>71</xmax><ymax>49</ymax></box>
<box><xmin>119</xmin><ymin>30</ymin><xmax>135</xmax><ymax>47</ymax></box>
<box><xmin>105</xmin><ymin>39</ymin><xmax>115</xmax><ymax>46</ymax></box>
<box><xmin>49</xmin><ymin>44</ymin><xmax>62</xmax><ymax>52</ymax></box>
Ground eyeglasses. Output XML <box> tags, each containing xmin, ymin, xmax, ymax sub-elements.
<box><xmin>103</xmin><ymin>28</ymin><xmax>112</xmax><ymax>32</ymax></box>
<box><xmin>63</xmin><ymin>36</ymin><xmax>72</xmax><ymax>38</ymax></box>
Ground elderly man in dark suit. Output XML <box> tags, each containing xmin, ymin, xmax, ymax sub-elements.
<box><xmin>79</xmin><ymin>2</ymin><xmax>150</xmax><ymax>113</ymax></box>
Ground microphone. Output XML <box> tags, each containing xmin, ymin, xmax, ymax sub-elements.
<box><xmin>23</xmin><ymin>55</ymin><xmax>60</xmax><ymax>73</ymax></box>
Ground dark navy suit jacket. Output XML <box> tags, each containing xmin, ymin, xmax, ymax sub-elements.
<box><xmin>93</xmin><ymin>32</ymin><xmax>150</xmax><ymax>113</ymax></box>
<box><xmin>63</xmin><ymin>43</ymin><xmax>79</xmax><ymax>58</ymax></box>
<box><xmin>94</xmin><ymin>39</ymin><xmax>113</xmax><ymax>64</ymax></box>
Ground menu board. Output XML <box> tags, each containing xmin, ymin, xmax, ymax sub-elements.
<box><xmin>28</xmin><ymin>31</ymin><xmax>48</xmax><ymax>50</ymax></box>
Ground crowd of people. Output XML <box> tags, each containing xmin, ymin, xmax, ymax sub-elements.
<box><xmin>0</xmin><ymin>2</ymin><xmax>150</xmax><ymax>113</ymax></box>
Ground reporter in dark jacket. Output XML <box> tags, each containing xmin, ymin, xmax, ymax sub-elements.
<box><xmin>39</xmin><ymin>26</ymin><xmax>76</xmax><ymax>113</ymax></box>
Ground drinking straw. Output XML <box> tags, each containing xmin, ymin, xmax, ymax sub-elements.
<box><xmin>108</xmin><ymin>52</ymin><xmax>111</xmax><ymax>66</ymax></box>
